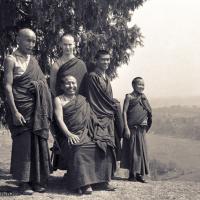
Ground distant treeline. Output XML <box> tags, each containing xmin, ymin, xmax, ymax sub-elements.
<box><xmin>151</xmin><ymin>105</ymin><xmax>200</xmax><ymax>140</ymax></box>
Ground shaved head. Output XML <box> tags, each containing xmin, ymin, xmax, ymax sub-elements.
<box><xmin>18</xmin><ymin>28</ymin><xmax>36</xmax><ymax>38</ymax></box>
<box><xmin>16</xmin><ymin>28</ymin><xmax>36</xmax><ymax>55</ymax></box>
<box><xmin>61</xmin><ymin>34</ymin><xmax>75</xmax><ymax>43</ymax></box>
<box><xmin>62</xmin><ymin>75</ymin><xmax>77</xmax><ymax>83</ymax></box>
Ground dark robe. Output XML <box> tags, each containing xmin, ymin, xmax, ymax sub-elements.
<box><xmin>53</xmin><ymin>95</ymin><xmax>114</xmax><ymax>190</ymax></box>
<box><xmin>5</xmin><ymin>56</ymin><xmax>52</xmax><ymax>183</ymax></box>
<box><xmin>51</xmin><ymin>57</ymin><xmax>88</xmax><ymax>169</ymax></box>
<box><xmin>121</xmin><ymin>94</ymin><xmax>152</xmax><ymax>177</ymax></box>
<box><xmin>55</xmin><ymin>57</ymin><xmax>87</xmax><ymax>97</ymax></box>
<box><xmin>87</xmin><ymin>71</ymin><xmax>119</xmax><ymax>169</ymax></box>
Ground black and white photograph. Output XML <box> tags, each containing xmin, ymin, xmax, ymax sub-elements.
<box><xmin>0</xmin><ymin>0</ymin><xmax>200</xmax><ymax>199</ymax></box>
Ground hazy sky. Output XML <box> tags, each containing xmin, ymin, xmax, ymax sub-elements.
<box><xmin>112</xmin><ymin>0</ymin><xmax>200</xmax><ymax>100</ymax></box>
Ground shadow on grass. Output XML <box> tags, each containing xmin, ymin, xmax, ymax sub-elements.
<box><xmin>0</xmin><ymin>168</ymin><xmax>12</xmax><ymax>181</ymax></box>
<box><xmin>0</xmin><ymin>185</ymin><xmax>21</xmax><ymax>196</ymax></box>
<box><xmin>112</xmin><ymin>176</ymin><xmax>128</xmax><ymax>181</ymax></box>
<box><xmin>46</xmin><ymin>174</ymin><xmax>79</xmax><ymax>196</ymax></box>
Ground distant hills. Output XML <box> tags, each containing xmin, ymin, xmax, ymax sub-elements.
<box><xmin>151</xmin><ymin>105</ymin><xmax>200</xmax><ymax>140</ymax></box>
<box><xmin>150</xmin><ymin>96</ymin><xmax>200</xmax><ymax>108</ymax></box>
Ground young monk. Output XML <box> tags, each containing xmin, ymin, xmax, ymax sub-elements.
<box><xmin>3</xmin><ymin>28</ymin><xmax>52</xmax><ymax>194</ymax></box>
<box><xmin>121</xmin><ymin>77</ymin><xmax>152</xmax><ymax>183</ymax></box>
<box><xmin>50</xmin><ymin>34</ymin><xmax>87</xmax><ymax>97</ymax></box>
<box><xmin>54</xmin><ymin>75</ymin><xmax>117</xmax><ymax>194</ymax></box>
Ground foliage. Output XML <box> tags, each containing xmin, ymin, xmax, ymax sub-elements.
<box><xmin>0</xmin><ymin>0</ymin><xmax>146</xmax><ymax>76</ymax></box>
<box><xmin>0</xmin><ymin>0</ymin><xmax>147</xmax><ymax>124</ymax></box>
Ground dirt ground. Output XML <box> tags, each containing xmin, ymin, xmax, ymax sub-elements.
<box><xmin>1</xmin><ymin>130</ymin><xmax>200</xmax><ymax>200</ymax></box>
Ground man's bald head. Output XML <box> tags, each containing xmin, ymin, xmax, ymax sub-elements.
<box><xmin>16</xmin><ymin>28</ymin><xmax>36</xmax><ymax>55</ymax></box>
<box><xmin>61</xmin><ymin>34</ymin><xmax>75</xmax><ymax>43</ymax></box>
<box><xmin>18</xmin><ymin>28</ymin><xmax>36</xmax><ymax>38</ymax></box>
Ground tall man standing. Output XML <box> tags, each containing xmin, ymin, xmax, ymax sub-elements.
<box><xmin>87</xmin><ymin>50</ymin><xmax>118</xmax><ymax>191</ymax></box>
<box><xmin>50</xmin><ymin>34</ymin><xmax>87</xmax><ymax>97</ymax></box>
<box><xmin>3</xmin><ymin>28</ymin><xmax>52</xmax><ymax>195</ymax></box>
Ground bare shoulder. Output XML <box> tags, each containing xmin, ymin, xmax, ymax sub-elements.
<box><xmin>125</xmin><ymin>93</ymin><xmax>134</xmax><ymax>99</ymax></box>
<box><xmin>4</xmin><ymin>55</ymin><xmax>15</xmax><ymax>69</ymax></box>
<box><xmin>54</xmin><ymin>96</ymin><xmax>61</xmax><ymax>104</ymax></box>
<box><xmin>52</xmin><ymin>59</ymin><xmax>61</xmax><ymax>70</ymax></box>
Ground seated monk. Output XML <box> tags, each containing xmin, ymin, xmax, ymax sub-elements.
<box><xmin>53</xmin><ymin>75</ymin><xmax>116</xmax><ymax>194</ymax></box>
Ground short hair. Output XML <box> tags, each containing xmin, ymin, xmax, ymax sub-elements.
<box><xmin>95</xmin><ymin>50</ymin><xmax>110</xmax><ymax>59</ymax></box>
<box><xmin>61</xmin><ymin>75</ymin><xmax>77</xmax><ymax>83</ymax></box>
<box><xmin>60</xmin><ymin>34</ymin><xmax>75</xmax><ymax>43</ymax></box>
<box><xmin>132</xmin><ymin>77</ymin><xmax>143</xmax><ymax>86</ymax></box>
<box><xmin>17</xmin><ymin>28</ymin><xmax>35</xmax><ymax>38</ymax></box>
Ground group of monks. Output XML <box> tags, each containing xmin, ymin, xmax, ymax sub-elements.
<box><xmin>3</xmin><ymin>28</ymin><xmax>152</xmax><ymax>195</ymax></box>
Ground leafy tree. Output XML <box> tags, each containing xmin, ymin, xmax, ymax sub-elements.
<box><xmin>0</xmin><ymin>0</ymin><xmax>146</xmax><ymax>75</ymax></box>
<box><xmin>0</xmin><ymin>0</ymin><xmax>147</xmax><ymax>125</ymax></box>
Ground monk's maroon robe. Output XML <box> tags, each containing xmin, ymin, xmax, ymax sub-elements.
<box><xmin>121</xmin><ymin>94</ymin><xmax>152</xmax><ymax>177</ymax></box>
<box><xmin>5</xmin><ymin>56</ymin><xmax>52</xmax><ymax>183</ymax></box>
<box><xmin>87</xmin><ymin>71</ymin><xmax>118</xmax><ymax>175</ymax></box>
<box><xmin>53</xmin><ymin>95</ymin><xmax>114</xmax><ymax>190</ymax></box>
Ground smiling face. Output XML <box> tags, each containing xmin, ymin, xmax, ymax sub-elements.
<box><xmin>17</xmin><ymin>29</ymin><xmax>36</xmax><ymax>55</ymax></box>
<box><xmin>61</xmin><ymin>75</ymin><xmax>77</xmax><ymax>96</ymax></box>
<box><xmin>133</xmin><ymin>78</ymin><xmax>145</xmax><ymax>94</ymax></box>
<box><xmin>60</xmin><ymin>35</ymin><xmax>75</xmax><ymax>56</ymax></box>
<box><xmin>96</xmin><ymin>54</ymin><xmax>110</xmax><ymax>72</ymax></box>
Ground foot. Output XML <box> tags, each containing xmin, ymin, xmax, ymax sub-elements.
<box><xmin>82</xmin><ymin>185</ymin><xmax>93</xmax><ymax>195</ymax></box>
<box><xmin>100</xmin><ymin>182</ymin><xmax>116</xmax><ymax>191</ymax></box>
<box><xmin>136</xmin><ymin>175</ymin><xmax>148</xmax><ymax>183</ymax></box>
<box><xmin>77</xmin><ymin>188</ymin><xmax>83</xmax><ymax>195</ymax></box>
<box><xmin>20</xmin><ymin>182</ymin><xmax>34</xmax><ymax>195</ymax></box>
<box><xmin>32</xmin><ymin>183</ymin><xmax>46</xmax><ymax>193</ymax></box>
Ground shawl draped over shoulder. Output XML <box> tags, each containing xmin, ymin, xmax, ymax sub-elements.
<box><xmin>87</xmin><ymin>72</ymin><xmax>119</xmax><ymax>151</ymax></box>
<box><xmin>6</xmin><ymin>56</ymin><xmax>52</xmax><ymax>139</ymax></box>
<box><xmin>127</xmin><ymin>93</ymin><xmax>152</xmax><ymax>131</ymax></box>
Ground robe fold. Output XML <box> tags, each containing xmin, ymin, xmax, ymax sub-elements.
<box><xmin>87</xmin><ymin>71</ymin><xmax>118</xmax><ymax>168</ymax></box>
<box><xmin>55</xmin><ymin>57</ymin><xmax>87</xmax><ymax>96</ymax></box>
<box><xmin>6</xmin><ymin>56</ymin><xmax>52</xmax><ymax>183</ymax></box>
<box><xmin>121</xmin><ymin>94</ymin><xmax>152</xmax><ymax>177</ymax></box>
<box><xmin>52</xmin><ymin>95</ymin><xmax>115</xmax><ymax>190</ymax></box>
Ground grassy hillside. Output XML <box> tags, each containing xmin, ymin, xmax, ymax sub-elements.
<box><xmin>151</xmin><ymin>105</ymin><xmax>200</xmax><ymax>140</ymax></box>
<box><xmin>147</xmin><ymin>134</ymin><xmax>200</xmax><ymax>181</ymax></box>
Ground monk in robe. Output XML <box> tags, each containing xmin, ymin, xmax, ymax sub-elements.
<box><xmin>3</xmin><ymin>28</ymin><xmax>52</xmax><ymax>195</ymax></box>
<box><xmin>87</xmin><ymin>50</ymin><xmax>118</xmax><ymax>191</ymax></box>
<box><xmin>50</xmin><ymin>34</ymin><xmax>87</xmax><ymax>171</ymax></box>
<box><xmin>121</xmin><ymin>77</ymin><xmax>152</xmax><ymax>183</ymax></box>
<box><xmin>54</xmin><ymin>75</ymin><xmax>116</xmax><ymax>194</ymax></box>
<box><xmin>50</xmin><ymin>34</ymin><xmax>87</xmax><ymax>97</ymax></box>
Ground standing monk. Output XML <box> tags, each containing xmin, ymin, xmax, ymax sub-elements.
<box><xmin>3</xmin><ymin>28</ymin><xmax>52</xmax><ymax>195</ymax></box>
<box><xmin>121</xmin><ymin>77</ymin><xmax>152</xmax><ymax>183</ymax></box>
<box><xmin>50</xmin><ymin>34</ymin><xmax>87</xmax><ymax>97</ymax></box>
<box><xmin>87</xmin><ymin>50</ymin><xmax>117</xmax><ymax>191</ymax></box>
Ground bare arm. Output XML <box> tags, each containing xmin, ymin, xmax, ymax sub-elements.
<box><xmin>54</xmin><ymin>97</ymin><xmax>80</xmax><ymax>144</ymax></box>
<box><xmin>50</xmin><ymin>61</ymin><xmax>59</xmax><ymax>97</ymax></box>
<box><xmin>122</xmin><ymin>94</ymin><xmax>131</xmax><ymax>138</ymax></box>
<box><xmin>3</xmin><ymin>57</ymin><xmax>26</xmax><ymax>126</ymax></box>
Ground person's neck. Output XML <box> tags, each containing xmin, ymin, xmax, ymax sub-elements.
<box><xmin>95</xmin><ymin>68</ymin><xmax>106</xmax><ymax>77</ymax></box>
<box><xmin>63</xmin><ymin>93</ymin><xmax>75</xmax><ymax>100</ymax></box>
<box><xmin>17</xmin><ymin>49</ymin><xmax>30</xmax><ymax>58</ymax></box>
<box><xmin>133</xmin><ymin>91</ymin><xmax>142</xmax><ymax>97</ymax></box>
<box><xmin>61</xmin><ymin>54</ymin><xmax>75</xmax><ymax>62</ymax></box>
